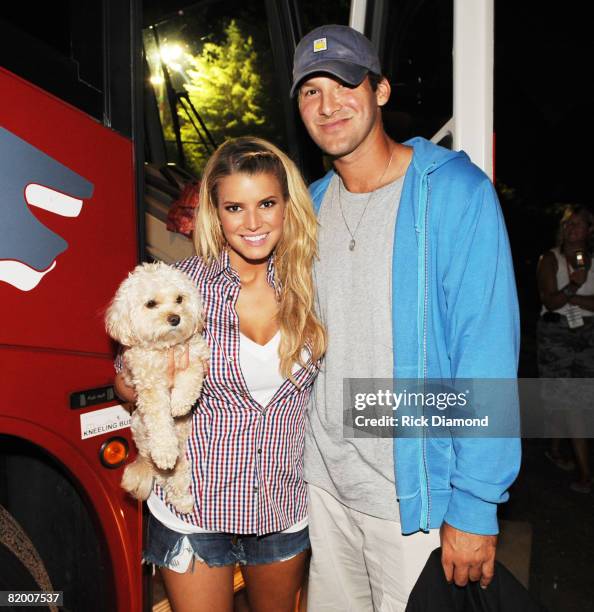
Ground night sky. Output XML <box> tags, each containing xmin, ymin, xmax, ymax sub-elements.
<box><xmin>495</xmin><ymin>3</ymin><xmax>593</xmax><ymax>206</ymax></box>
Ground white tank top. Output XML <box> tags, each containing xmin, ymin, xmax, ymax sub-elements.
<box><xmin>541</xmin><ymin>247</ymin><xmax>594</xmax><ymax>317</ymax></box>
<box><xmin>147</xmin><ymin>330</ymin><xmax>308</xmax><ymax>534</ymax></box>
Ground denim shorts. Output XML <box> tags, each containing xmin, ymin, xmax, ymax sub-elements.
<box><xmin>143</xmin><ymin>514</ymin><xmax>310</xmax><ymax>571</ymax></box>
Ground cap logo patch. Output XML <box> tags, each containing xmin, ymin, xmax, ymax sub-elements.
<box><xmin>313</xmin><ymin>37</ymin><xmax>327</xmax><ymax>52</ymax></box>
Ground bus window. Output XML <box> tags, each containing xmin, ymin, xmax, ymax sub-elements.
<box><xmin>377</xmin><ymin>0</ymin><xmax>453</xmax><ymax>145</ymax></box>
<box><xmin>0</xmin><ymin>5</ymin><xmax>104</xmax><ymax>121</ymax></box>
<box><xmin>144</xmin><ymin>0</ymin><xmax>292</xmax><ymax>177</ymax></box>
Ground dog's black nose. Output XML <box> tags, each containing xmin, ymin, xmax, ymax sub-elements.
<box><xmin>168</xmin><ymin>314</ymin><xmax>181</xmax><ymax>326</ymax></box>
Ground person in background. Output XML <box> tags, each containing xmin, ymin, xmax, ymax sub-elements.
<box><xmin>537</xmin><ymin>204</ymin><xmax>594</xmax><ymax>494</ymax></box>
<box><xmin>115</xmin><ymin>136</ymin><xmax>325</xmax><ymax>612</ymax></box>
<box><xmin>291</xmin><ymin>24</ymin><xmax>521</xmax><ymax>610</ymax></box>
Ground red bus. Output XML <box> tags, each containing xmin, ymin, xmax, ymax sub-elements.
<box><xmin>0</xmin><ymin>1</ymin><xmax>143</xmax><ymax>610</ymax></box>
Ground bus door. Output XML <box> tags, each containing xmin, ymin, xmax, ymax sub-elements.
<box><xmin>141</xmin><ymin>0</ymin><xmax>363</xmax><ymax>264</ymax></box>
<box><xmin>365</xmin><ymin>0</ymin><xmax>494</xmax><ymax>177</ymax></box>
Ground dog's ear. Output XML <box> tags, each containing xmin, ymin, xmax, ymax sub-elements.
<box><xmin>105</xmin><ymin>293</ymin><xmax>137</xmax><ymax>346</ymax></box>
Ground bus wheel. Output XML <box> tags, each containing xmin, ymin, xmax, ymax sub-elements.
<box><xmin>0</xmin><ymin>504</ymin><xmax>57</xmax><ymax>612</ymax></box>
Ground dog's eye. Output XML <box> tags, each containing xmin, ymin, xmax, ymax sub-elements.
<box><xmin>176</xmin><ymin>295</ymin><xmax>183</xmax><ymax>304</ymax></box>
<box><xmin>145</xmin><ymin>300</ymin><xmax>158</xmax><ymax>309</ymax></box>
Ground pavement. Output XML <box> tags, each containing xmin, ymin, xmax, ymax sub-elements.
<box><xmin>512</xmin><ymin>308</ymin><xmax>594</xmax><ymax>612</ymax></box>
<box><xmin>501</xmin><ymin>437</ymin><xmax>594</xmax><ymax>611</ymax></box>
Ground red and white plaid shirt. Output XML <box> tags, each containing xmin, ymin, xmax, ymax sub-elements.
<box><xmin>149</xmin><ymin>251</ymin><xmax>319</xmax><ymax>535</ymax></box>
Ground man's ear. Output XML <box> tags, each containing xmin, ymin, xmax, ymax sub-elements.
<box><xmin>376</xmin><ymin>77</ymin><xmax>391</xmax><ymax>107</ymax></box>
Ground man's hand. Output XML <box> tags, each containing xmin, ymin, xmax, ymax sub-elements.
<box><xmin>440</xmin><ymin>522</ymin><xmax>497</xmax><ymax>589</ymax></box>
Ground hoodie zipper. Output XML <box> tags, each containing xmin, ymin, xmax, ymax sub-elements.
<box><xmin>418</xmin><ymin>166</ymin><xmax>434</xmax><ymax>531</ymax></box>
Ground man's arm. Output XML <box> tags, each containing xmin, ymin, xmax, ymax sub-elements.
<box><xmin>438</xmin><ymin>174</ymin><xmax>521</xmax><ymax>587</ymax></box>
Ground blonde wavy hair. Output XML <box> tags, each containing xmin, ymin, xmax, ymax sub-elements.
<box><xmin>194</xmin><ymin>136</ymin><xmax>326</xmax><ymax>378</ymax></box>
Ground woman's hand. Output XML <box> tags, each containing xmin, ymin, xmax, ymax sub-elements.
<box><xmin>114</xmin><ymin>372</ymin><xmax>137</xmax><ymax>405</ymax></box>
<box><xmin>201</xmin><ymin>356</ymin><xmax>210</xmax><ymax>377</ymax></box>
<box><xmin>570</xmin><ymin>268</ymin><xmax>587</xmax><ymax>287</ymax></box>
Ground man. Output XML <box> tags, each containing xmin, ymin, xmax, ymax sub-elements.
<box><xmin>291</xmin><ymin>24</ymin><xmax>520</xmax><ymax>610</ymax></box>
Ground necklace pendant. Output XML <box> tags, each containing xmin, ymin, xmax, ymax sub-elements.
<box><xmin>349</xmin><ymin>239</ymin><xmax>356</xmax><ymax>251</ymax></box>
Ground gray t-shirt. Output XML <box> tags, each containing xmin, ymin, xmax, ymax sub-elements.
<box><xmin>305</xmin><ymin>173</ymin><xmax>403</xmax><ymax>520</ymax></box>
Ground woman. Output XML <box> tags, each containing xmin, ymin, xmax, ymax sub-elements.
<box><xmin>537</xmin><ymin>204</ymin><xmax>594</xmax><ymax>494</ymax></box>
<box><xmin>116</xmin><ymin>137</ymin><xmax>326</xmax><ymax>611</ymax></box>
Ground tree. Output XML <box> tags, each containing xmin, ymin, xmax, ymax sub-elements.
<box><xmin>181</xmin><ymin>20</ymin><xmax>268</xmax><ymax>173</ymax></box>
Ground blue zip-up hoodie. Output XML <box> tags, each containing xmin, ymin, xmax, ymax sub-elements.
<box><xmin>309</xmin><ymin>137</ymin><xmax>521</xmax><ymax>535</ymax></box>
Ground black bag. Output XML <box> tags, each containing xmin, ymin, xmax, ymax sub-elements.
<box><xmin>405</xmin><ymin>548</ymin><xmax>546</xmax><ymax>612</ymax></box>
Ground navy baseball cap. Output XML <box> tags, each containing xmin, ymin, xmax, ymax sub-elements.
<box><xmin>291</xmin><ymin>24</ymin><xmax>381</xmax><ymax>97</ymax></box>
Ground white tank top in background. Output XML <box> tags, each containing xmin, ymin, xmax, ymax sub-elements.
<box><xmin>147</xmin><ymin>330</ymin><xmax>308</xmax><ymax>534</ymax></box>
<box><xmin>541</xmin><ymin>247</ymin><xmax>594</xmax><ymax>317</ymax></box>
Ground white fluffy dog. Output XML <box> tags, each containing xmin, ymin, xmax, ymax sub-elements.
<box><xmin>105</xmin><ymin>262</ymin><xmax>209</xmax><ymax>514</ymax></box>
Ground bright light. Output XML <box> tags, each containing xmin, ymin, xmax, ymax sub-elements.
<box><xmin>150</xmin><ymin>74</ymin><xmax>164</xmax><ymax>85</ymax></box>
<box><xmin>160</xmin><ymin>44</ymin><xmax>183</xmax><ymax>64</ymax></box>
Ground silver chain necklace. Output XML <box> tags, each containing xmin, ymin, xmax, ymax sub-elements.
<box><xmin>337</xmin><ymin>147</ymin><xmax>395</xmax><ymax>251</ymax></box>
